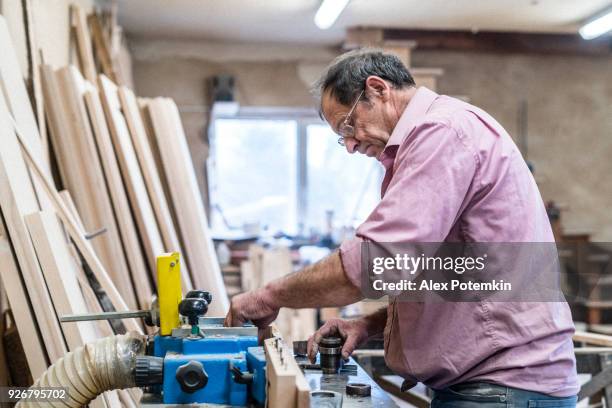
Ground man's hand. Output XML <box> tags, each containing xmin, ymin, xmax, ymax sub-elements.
<box><xmin>224</xmin><ymin>288</ymin><xmax>279</xmax><ymax>328</ymax></box>
<box><xmin>307</xmin><ymin>318</ymin><xmax>369</xmax><ymax>363</ymax></box>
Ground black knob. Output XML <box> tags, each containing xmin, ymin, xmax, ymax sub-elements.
<box><xmin>179</xmin><ymin>298</ymin><xmax>208</xmax><ymax>326</ymax></box>
<box><xmin>185</xmin><ymin>290</ymin><xmax>213</xmax><ymax>305</ymax></box>
<box><xmin>134</xmin><ymin>356</ymin><xmax>164</xmax><ymax>387</ymax></box>
<box><xmin>175</xmin><ymin>360</ymin><xmax>208</xmax><ymax>393</ymax></box>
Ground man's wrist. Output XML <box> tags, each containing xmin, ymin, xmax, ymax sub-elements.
<box><xmin>260</xmin><ymin>282</ymin><xmax>281</xmax><ymax>311</ymax></box>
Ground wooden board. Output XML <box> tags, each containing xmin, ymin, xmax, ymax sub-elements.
<box><xmin>25</xmin><ymin>210</ymin><xmax>99</xmax><ymax>350</ymax></box>
<box><xmin>22</xmin><ymin>0</ymin><xmax>47</xmax><ymax>166</ymax></box>
<box><xmin>89</xmin><ymin>14</ymin><xmax>118</xmax><ymax>83</ymax></box>
<box><xmin>118</xmin><ymin>87</ymin><xmax>192</xmax><ymax>292</ymax></box>
<box><xmin>0</xmin><ymin>16</ymin><xmax>51</xmax><ymax>210</ymax></box>
<box><xmin>574</xmin><ymin>331</ymin><xmax>612</xmax><ymax>347</ymax></box>
<box><xmin>0</xmin><ymin>85</ymin><xmax>67</xmax><ymax>367</ymax></box>
<box><xmin>70</xmin><ymin>5</ymin><xmax>97</xmax><ymax>84</ymax></box>
<box><xmin>83</xmin><ymin>89</ymin><xmax>154</xmax><ymax>309</ymax></box>
<box><xmin>145</xmin><ymin>98</ymin><xmax>228</xmax><ymax>314</ymax></box>
<box><xmin>97</xmin><ymin>75</ymin><xmax>164</xmax><ymax>281</ymax></box>
<box><xmin>264</xmin><ymin>336</ymin><xmax>310</xmax><ymax>408</ymax></box>
<box><xmin>40</xmin><ymin>65</ymin><xmax>138</xmax><ymax>310</ymax></box>
<box><xmin>12</xmin><ymin>113</ymin><xmax>143</xmax><ymax>335</ymax></box>
<box><xmin>59</xmin><ymin>190</ymin><xmax>116</xmax><ymax>338</ymax></box>
<box><xmin>0</xmin><ymin>222</ymin><xmax>48</xmax><ymax>378</ymax></box>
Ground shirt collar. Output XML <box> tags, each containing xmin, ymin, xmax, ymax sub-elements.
<box><xmin>379</xmin><ymin>86</ymin><xmax>439</xmax><ymax>161</ymax></box>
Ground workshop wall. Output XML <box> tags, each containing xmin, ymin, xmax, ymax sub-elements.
<box><xmin>131</xmin><ymin>39</ymin><xmax>337</xmax><ymax>203</ymax></box>
<box><xmin>412</xmin><ymin>50</ymin><xmax>612</xmax><ymax>242</ymax></box>
<box><xmin>131</xmin><ymin>39</ymin><xmax>612</xmax><ymax>241</ymax></box>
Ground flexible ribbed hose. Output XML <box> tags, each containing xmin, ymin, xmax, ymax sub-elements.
<box><xmin>16</xmin><ymin>332</ymin><xmax>146</xmax><ymax>408</ymax></box>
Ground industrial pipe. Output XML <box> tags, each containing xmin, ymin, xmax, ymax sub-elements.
<box><xmin>16</xmin><ymin>332</ymin><xmax>147</xmax><ymax>407</ymax></box>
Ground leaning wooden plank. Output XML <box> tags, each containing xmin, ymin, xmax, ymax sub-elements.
<box><xmin>25</xmin><ymin>209</ymin><xmax>118</xmax><ymax>408</ymax></box>
<box><xmin>9</xmin><ymin>114</ymin><xmax>143</xmax><ymax>335</ymax></box>
<box><xmin>0</xmin><ymin>225</ymin><xmax>48</xmax><ymax>378</ymax></box>
<box><xmin>70</xmin><ymin>5</ymin><xmax>97</xmax><ymax>84</ymax></box>
<box><xmin>0</xmin><ymin>89</ymin><xmax>67</xmax><ymax>366</ymax></box>
<box><xmin>41</xmin><ymin>65</ymin><xmax>138</xmax><ymax>310</ymax></box>
<box><xmin>98</xmin><ymin>75</ymin><xmax>164</xmax><ymax>282</ymax></box>
<box><xmin>22</xmin><ymin>0</ymin><xmax>47</xmax><ymax>166</ymax></box>
<box><xmin>146</xmin><ymin>98</ymin><xmax>229</xmax><ymax>314</ymax></box>
<box><xmin>89</xmin><ymin>13</ymin><xmax>118</xmax><ymax>83</ymax></box>
<box><xmin>118</xmin><ymin>86</ymin><xmax>192</xmax><ymax>292</ymax></box>
<box><xmin>83</xmin><ymin>90</ymin><xmax>154</xmax><ymax>310</ymax></box>
<box><xmin>25</xmin><ymin>210</ymin><xmax>98</xmax><ymax>350</ymax></box>
<box><xmin>59</xmin><ymin>190</ymin><xmax>119</xmax><ymax>338</ymax></box>
<box><xmin>0</xmin><ymin>16</ymin><xmax>51</xmax><ymax>209</ymax></box>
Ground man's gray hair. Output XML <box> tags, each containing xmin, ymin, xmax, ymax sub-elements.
<box><xmin>313</xmin><ymin>48</ymin><xmax>415</xmax><ymax>109</ymax></box>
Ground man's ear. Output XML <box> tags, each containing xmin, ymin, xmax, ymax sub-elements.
<box><xmin>365</xmin><ymin>76</ymin><xmax>390</xmax><ymax>100</ymax></box>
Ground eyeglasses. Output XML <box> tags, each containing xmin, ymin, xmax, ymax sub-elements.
<box><xmin>337</xmin><ymin>90</ymin><xmax>364</xmax><ymax>146</ymax></box>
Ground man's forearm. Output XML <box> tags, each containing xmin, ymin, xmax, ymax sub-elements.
<box><xmin>263</xmin><ymin>251</ymin><xmax>363</xmax><ymax>309</ymax></box>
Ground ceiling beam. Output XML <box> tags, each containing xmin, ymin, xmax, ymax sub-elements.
<box><xmin>346</xmin><ymin>27</ymin><xmax>612</xmax><ymax>56</ymax></box>
<box><xmin>383</xmin><ymin>29</ymin><xmax>612</xmax><ymax>56</ymax></box>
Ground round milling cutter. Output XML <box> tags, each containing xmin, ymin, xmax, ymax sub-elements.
<box><xmin>319</xmin><ymin>336</ymin><xmax>344</xmax><ymax>374</ymax></box>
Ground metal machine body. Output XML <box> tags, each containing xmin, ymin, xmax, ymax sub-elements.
<box><xmin>62</xmin><ymin>252</ymin><xmax>396</xmax><ymax>407</ymax></box>
<box><xmin>150</xmin><ymin>318</ymin><xmax>265</xmax><ymax>405</ymax></box>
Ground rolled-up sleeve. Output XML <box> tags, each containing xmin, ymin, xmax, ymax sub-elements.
<box><xmin>340</xmin><ymin>122</ymin><xmax>478</xmax><ymax>288</ymax></box>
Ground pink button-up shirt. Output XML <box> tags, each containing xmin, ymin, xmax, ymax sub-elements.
<box><xmin>339</xmin><ymin>87</ymin><xmax>578</xmax><ymax>396</ymax></box>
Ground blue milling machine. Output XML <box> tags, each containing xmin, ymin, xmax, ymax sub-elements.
<box><xmin>146</xmin><ymin>313</ymin><xmax>267</xmax><ymax>405</ymax></box>
<box><xmin>61</xmin><ymin>253</ymin><xmax>397</xmax><ymax>407</ymax></box>
<box><xmin>133</xmin><ymin>254</ymin><xmax>268</xmax><ymax>405</ymax></box>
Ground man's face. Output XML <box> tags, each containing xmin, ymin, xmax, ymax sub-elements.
<box><xmin>321</xmin><ymin>86</ymin><xmax>392</xmax><ymax>159</ymax></box>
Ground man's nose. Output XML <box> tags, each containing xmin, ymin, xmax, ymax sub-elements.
<box><xmin>344</xmin><ymin>137</ymin><xmax>359</xmax><ymax>154</ymax></box>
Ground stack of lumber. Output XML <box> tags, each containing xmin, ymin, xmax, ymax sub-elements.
<box><xmin>0</xmin><ymin>5</ymin><xmax>228</xmax><ymax>400</ymax></box>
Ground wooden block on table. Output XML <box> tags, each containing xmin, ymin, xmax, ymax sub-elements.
<box><xmin>264</xmin><ymin>337</ymin><xmax>310</xmax><ymax>408</ymax></box>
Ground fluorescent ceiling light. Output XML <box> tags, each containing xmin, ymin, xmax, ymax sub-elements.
<box><xmin>314</xmin><ymin>0</ymin><xmax>350</xmax><ymax>30</ymax></box>
<box><xmin>579</xmin><ymin>9</ymin><xmax>612</xmax><ymax>40</ymax></box>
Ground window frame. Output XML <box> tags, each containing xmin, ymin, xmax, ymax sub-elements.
<box><xmin>208</xmin><ymin>106</ymin><xmax>378</xmax><ymax>235</ymax></box>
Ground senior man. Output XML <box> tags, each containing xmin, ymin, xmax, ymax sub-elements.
<box><xmin>225</xmin><ymin>50</ymin><xmax>578</xmax><ymax>406</ymax></box>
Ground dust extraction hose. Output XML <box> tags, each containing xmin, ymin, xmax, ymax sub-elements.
<box><xmin>16</xmin><ymin>332</ymin><xmax>147</xmax><ymax>407</ymax></box>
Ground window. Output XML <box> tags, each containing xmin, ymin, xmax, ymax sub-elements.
<box><xmin>208</xmin><ymin>110</ymin><xmax>383</xmax><ymax>237</ymax></box>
